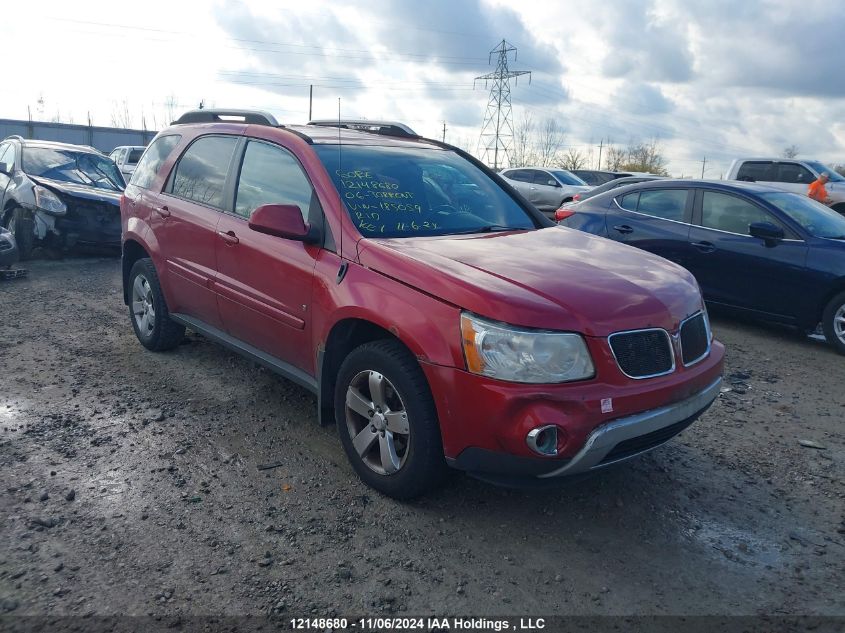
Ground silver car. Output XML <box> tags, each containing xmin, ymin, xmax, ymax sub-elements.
<box><xmin>500</xmin><ymin>167</ymin><xmax>591</xmax><ymax>214</ymax></box>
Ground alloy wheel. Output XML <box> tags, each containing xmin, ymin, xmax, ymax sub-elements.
<box><xmin>131</xmin><ymin>274</ymin><xmax>156</xmax><ymax>337</ymax></box>
<box><xmin>344</xmin><ymin>370</ymin><xmax>410</xmax><ymax>475</ymax></box>
<box><xmin>834</xmin><ymin>303</ymin><xmax>845</xmax><ymax>345</ymax></box>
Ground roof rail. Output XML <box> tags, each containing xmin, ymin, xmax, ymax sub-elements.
<box><xmin>308</xmin><ymin>119</ymin><xmax>418</xmax><ymax>138</ymax></box>
<box><xmin>172</xmin><ymin>109</ymin><xmax>279</xmax><ymax>126</ymax></box>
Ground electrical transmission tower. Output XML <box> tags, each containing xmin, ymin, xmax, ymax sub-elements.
<box><xmin>475</xmin><ymin>40</ymin><xmax>531</xmax><ymax>170</ymax></box>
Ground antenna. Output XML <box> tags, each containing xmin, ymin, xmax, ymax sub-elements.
<box><xmin>337</xmin><ymin>98</ymin><xmax>344</xmax><ymax>266</ymax></box>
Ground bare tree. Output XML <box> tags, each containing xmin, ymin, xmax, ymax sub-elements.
<box><xmin>604</xmin><ymin>143</ymin><xmax>627</xmax><ymax>171</ymax></box>
<box><xmin>536</xmin><ymin>118</ymin><xmax>564</xmax><ymax>167</ymax></box>
<box><xmin>110</xmin><ymin>99</ymin><xmax>133</xmax><ymax>128</ymax></box>
<box><xmin>556</xmin><ymin>147</ymin><xmax>588</xmax><ymax>170</ymax></box>
<box><xmin>510</xmin><ymin>112</ymin><xmax>535</xmax><ymax>167</ymax></box>
<box><xmin>782</xmin><ymin>144</ymin><xmax>800</xmax><ymax>159</ymax></box>
<box><xmin>619</xmin><ymin>139</ymin><xmax>668</xmax><ymax>175</ymax></box>
<box><xmin>164</xmin><ymin>94</ymin><xmax>179</xmax><ymax>124</ymax></box>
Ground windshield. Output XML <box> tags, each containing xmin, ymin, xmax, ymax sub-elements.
<box><xmin>761</xmin><ymin>192</ymin><xmax>845</xmax><ymax>239</ymax></box>
<box><xmin>22</xmin><ymin>147</ymin><xmax>124</xmax><ymax>191</ymax></box>
<box><xmin>551</xmin><ymin>170</ymin><xmax>587</xmax><ymax>186</ymax></box>
<box><xmin>314</xmin><ymin>145</ymin><xmax>536</xmax><ymax>238</ymax></box>
<box><xmin>805</xmin><ymin>161</ymin><xmax>845</xmax><ymax>183</ymax></box>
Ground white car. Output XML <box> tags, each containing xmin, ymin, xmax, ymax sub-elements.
<box><xmin>726</xmin><ymin>158</ymin><xmax>845</xmax><ymax>215</ymax></box>
<box><xmin>108</xmin><ymin>145</ymin><xmax>146</xmax><ymax>183</ymax></box>
<box><xmin>500</xmin><ymin>167</ymin><xmax>591</xmax><ymax>215</ymax></box>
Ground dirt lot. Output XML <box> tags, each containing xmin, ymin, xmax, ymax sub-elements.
<box><xmin>0</xmin><ymin>257</ymin><xmax>843</xmax><ymax>620</ymax></box>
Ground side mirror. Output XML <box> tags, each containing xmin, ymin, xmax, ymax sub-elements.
<box><xmin>749</xmin><ymin>221</ymin><xmax>784</xmax><ymax>245</ymax></box>
<box><xmin>248</xmin><ymin>203</ymin><xmax>319</xmax><ymax>243</ymax></box>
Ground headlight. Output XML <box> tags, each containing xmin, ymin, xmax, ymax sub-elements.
<box><xmin>460</xmin><ymin>312</ymin><xmax>594</xmax><ymax>383</ymax></box>
<box><xmin>33</xmin><ymin>185</ymin><xmax>67</xmax><ymax>215</ymax></box>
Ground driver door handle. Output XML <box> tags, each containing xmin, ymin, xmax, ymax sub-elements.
<box><xmin>613</xmin><ymin>224</ymin><xmax>634</xmax><ymax>234</ymax></box>
<box><xmin>154</xmin><ymin>205</ymin><xmax>170</xmax><ymax>218</ymax></box>
<box><xmin>218</xmin><ymin>230</ymin><xmax>239</xmax><ymax>245</ymax></box>
<box><xmin>691</xmin><ymin>240</ymin><xmax>716</xmax><ymax>253</ymax></box>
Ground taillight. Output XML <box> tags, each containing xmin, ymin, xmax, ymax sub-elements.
<box><xmin>554</xmin><ymin>209</ymin><xmax>575</xmax><ymax>222</ymax></box>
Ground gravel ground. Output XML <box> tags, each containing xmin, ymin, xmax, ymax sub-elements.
<box><xmin>0</xmin><ymin>256</ymin><xmax>843</xmax><ymax>619</ymax></box>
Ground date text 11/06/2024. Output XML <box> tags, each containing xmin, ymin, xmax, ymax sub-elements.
<box><xmin>290</xmin><ymin>617</ymin><xmax>546</xmax><ymax>631</ymax></box>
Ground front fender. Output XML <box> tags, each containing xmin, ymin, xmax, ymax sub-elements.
<box><xmin>313</xmin><ymin>256</ymin><xmax>463</xmax><ymax>369</ymax></box>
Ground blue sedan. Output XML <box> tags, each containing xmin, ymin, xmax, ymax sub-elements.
<box><xmin>558</xmin><ymin>179</ymin><xmax>845</xmax><ymax>354</ymax></box>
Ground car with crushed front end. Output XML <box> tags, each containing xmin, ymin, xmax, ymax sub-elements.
<box><xmin>120</xmin><ymin>109</ymin><xmax>725</xmax><ymax>499</ymax></box>
<box><xmin>0</xmin><ymin>136</ymin><xmax>124</xmax><ymax>259</ymax></box>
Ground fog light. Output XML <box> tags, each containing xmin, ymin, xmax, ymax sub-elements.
<box><xmin>526</xmin><ymin>425</ymin><xmax>559</xmax><ymax>456</ymax></box>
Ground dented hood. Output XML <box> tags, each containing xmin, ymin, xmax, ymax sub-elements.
<box><xmin>30</xmin><ymin>176</ymin><xmax>122</xmax><ymax>206</ymax></box>
<box><xmin>357</xmin><ymin>227</ymin><xmax>704</xmax><ymax>337</ymax></box>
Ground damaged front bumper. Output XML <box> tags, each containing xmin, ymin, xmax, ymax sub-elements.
<box><xmin>32</xmin><ymin>201</ymin><xmax>121</xmax><ymax>249</ymax></box>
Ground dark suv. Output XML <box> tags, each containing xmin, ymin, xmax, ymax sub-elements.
<box><xmin>0</xmin><ymin>136</ymin><xmax>125</xmax><ymax>258</ymax></box>
<box><xmin>121</xmin><ymin>110</ymin><xmax>723</xmax><ymax>498</ymax></box>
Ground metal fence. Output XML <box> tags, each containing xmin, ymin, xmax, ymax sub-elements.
<box><xmin>0</xmin><ymin>119</ymin><xmax>157</xmax><ymax>154</ymax></box>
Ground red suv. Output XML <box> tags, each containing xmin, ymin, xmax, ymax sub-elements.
<box><xmin>121</xmin><ymin>110</ymin><xmax>724</xmax><ymax>498</ymax></box>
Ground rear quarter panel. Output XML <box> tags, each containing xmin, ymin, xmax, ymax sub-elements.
<box><xmin>560</xmin><ymin>197</ymin><xmax>611</xmax><ymax>236</ymax></box>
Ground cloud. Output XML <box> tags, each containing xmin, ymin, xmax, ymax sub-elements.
<box><xmin>611</xmin><ymin>83</ymin><xmax>674</xmax><ymax>116</ymax></box>
<box><xmin>593</xmin><ymin>0</ymin><xmax>694</xmax><ymax>83</ymax></box>
<box><xmin>680</xmin><ymin>0</ymin><xmax>845</xmax><ymax>97</ymax></box>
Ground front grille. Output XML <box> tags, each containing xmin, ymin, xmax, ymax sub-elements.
<box><xmin>600</xmin><ymin>415</ymin><xmax>698</xmax><ymax>464</ymax></box>
<box><xmin>680</xmin><ymin>313</ymin><xmax>709</xmax><ymax>366</ymax></box>
<box><xmin>608</xmin><ymin>329</ymin><xmax>674</xmax><ymax>378</ymax></box>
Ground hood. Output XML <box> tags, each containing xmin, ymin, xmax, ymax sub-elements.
<box><xmin>358</xmin><ymin>227</ymin><xmax>703</xmax><ymax>337</ymax></box>
<box><xmin>30</xmin><ymin>175</ymin><xmax>122</xmax><ymax>206</ymax></box>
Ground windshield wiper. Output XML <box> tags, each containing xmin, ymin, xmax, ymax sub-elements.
<box><xmin>449</xmin><ymin>225</ymin><xmax>532</xmax><ymax>235</ymax></box>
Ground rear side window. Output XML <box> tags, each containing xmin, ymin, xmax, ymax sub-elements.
<box><xmin>506</xmin><ymin>169</ymin><xmax>532</xmax><ymax>182</ymax></box>
<box><xmin>131</xmin><ymin>135</ymin><xmax>181</xmax><ymax>189</ymax></box>
<box><xmin>776</xmin><ymin>163</ymin><xmax>814</xmax><ymax>184</ymax></box>
<box><xmin>736</xmin><ymin>161</ymin><xmax>774</xmax><ymax>182</ymax></box>
<box><xmin>127</xmin><ymin>148</ymin><xmax>144</xmax><ymax>165</ymax></box>
<box><xmin>170</xmin><ymin>136</ymin><xmax>238</xmax><ymax>209</ymax></box>
<box><xmin>620</xmin><ymin>189</ymin><xmax>688</xmax><ymax>222</ymax></box>
<box><xmin>700</xmin><ymin>191</ymin><xmax>781</xmax><ymax>236</ymax></box>
<box><xmin>234</xmin><ymin>141</ymin><xmax>313</xmax><ymax>220</ymax></box>
<box><xmin>533</xmin><ymin>171</ymin><xmax>558</xmax><ymax>187</ymax></box>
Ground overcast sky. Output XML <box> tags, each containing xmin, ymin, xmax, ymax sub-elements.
<box><xmin>2</xmin><ymin>0</ymin><xmax>843</xmax><ymax>176</ymax></box>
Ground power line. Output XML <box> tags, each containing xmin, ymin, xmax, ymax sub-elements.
<box><xmin>475</xmin><ymin>40</ymin><xmax>531</xmax><ymax>170</ymax></box>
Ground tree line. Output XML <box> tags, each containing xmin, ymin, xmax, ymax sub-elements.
<box><xmin>509</xmin><ymin>113</ymin><xmax>669</xmax><ymax>175</ymax></box>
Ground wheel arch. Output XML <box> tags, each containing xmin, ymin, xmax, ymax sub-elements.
<box><xmin>317</xmin><ymin>318</ymin><xmax>415</xmax><ymax>426</ymax></box>
<box><xmin>818</xmin><ymin>280</ymin><xmax>845</xmax><ymax>323</ymax></box>
<box><xmin>122</xmin><ymin>239</ymin><xmax>151</xmax><ymax>305</ymax></box>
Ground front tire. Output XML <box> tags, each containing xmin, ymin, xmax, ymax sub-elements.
<box><xmin>335</xmin><ymin>340</ymin><xmax>448</xmax><ymax>499</ymax></box>
<box><xmin>822</xmin><ymin>291</ymin><xmax>845</xmax><ymax>355</ymax></box>
<box><xmin>5</xmin><ymin>207</ymin><xmax>35</xmax><ymax>260</ymax></box>
<box><xmin>128</xmin><ymin>258</ymin><xmax>185</xmax><ymax>351</ymax></box>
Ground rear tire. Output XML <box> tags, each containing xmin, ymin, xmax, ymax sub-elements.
<box><xmin>334</xmin><ymin>339</ymin><xmax>448</xmax><ymax>499</ymax></box>
<box><xmin>4</xmin><ymin>207</ymin><xmax>35</xmax><ymax>260</ymax></box>
<box><xmin>128</xmin><ymin>258</ymin><xmax>185</xmax><ymax>351</ymax></box>
<box><xmin>822</xmin><ymin>291</ymin><xmax>845</xmax><ymax>355</ymax></box>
